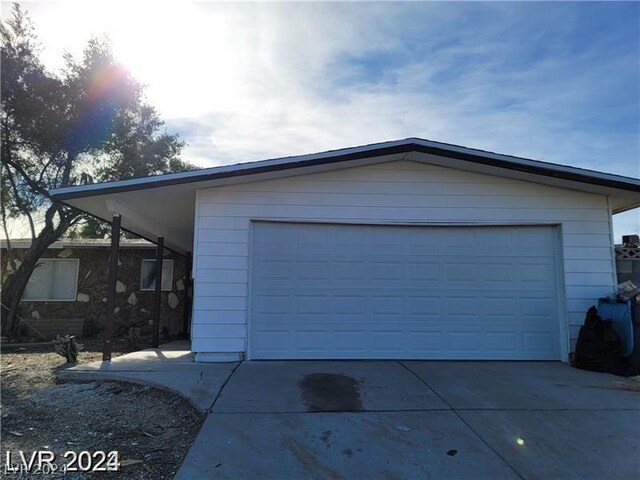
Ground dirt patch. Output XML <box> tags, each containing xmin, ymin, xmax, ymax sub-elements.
<box><xmin>1</xmin><ymin>339</ymin><xmax>204</xmax><ymax>479</ymax></box>
<box><xmin>591</xmin><ymin>375</ymin><xmax>640</xmax><ymax>392</ymax></box>
<box><xmin>298</xmin><ymin>373</ymin><xmax>363</xmax><ymax>412</ymax></box>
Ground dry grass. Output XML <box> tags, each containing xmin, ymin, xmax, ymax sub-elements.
<box><xmin>610</xmin><ymin>376</ymin><xmax>640</xmax><ymax>392</ymax></box>
<box><xmin>1</xmin><ymin>340</ymin><xmax>204</xmax><ymax>479</ymax></box>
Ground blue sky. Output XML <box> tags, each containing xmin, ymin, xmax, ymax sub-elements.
<box><xmin>11</xmin><ymin>1</ymin><xmax>640</xmax><ymax>238</ymax></box>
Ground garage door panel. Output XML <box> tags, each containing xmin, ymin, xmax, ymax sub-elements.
<box><xmin>250</xmin><ymin>223</ymin><xmax>561</xmax><ymax>360</ymax></box>
<box><xmin>254</xmin><ymin>259</ymin><xmax>291</xmax><ymax>280</ymax></box>
<box><xmin>296</xmin><ymin>295</ymin><xmax>329</xmax><ymax>314</ymax></box>
<box><xmin>480</xmin><ymin>263</ymin><xmax>515</xmax><ymax>282</ymax></box>
<box><xmin>483</xmin><ymin>297</ymin><xmax>519</xmax><ymax>315</ymax></box>
<box><xmin>484</xmin><ymin>332</ymin><xmax>518</xmax><ymax>352</ymax></box>
<box><xmin>520</xmin><ymin>298</ymin><xmax>554</xmax><ymax>316</ymax></box>
<box><xmin>334</xmin><ymin>260</ymin><xmax>368</xmax><ymax>280</ymax></box>
<box><xmin>256</xmin><ymin>288</ymin><xmax>556</xmax><ymax>314</ymax></box>
<box><xmin>252</xmin><ymin>224</ymin><xmax>293</xmax><ymax>252</ymax></box>
<box><xmin>523</xmin><ymin>332</ymin><xmax>556</xmax><ymax>353</ymax></box>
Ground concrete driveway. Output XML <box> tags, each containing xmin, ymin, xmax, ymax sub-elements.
<box><xmin>175</xmin><ymin>361</ymin><xmax>640</xmax><ymax>480</ymax></box>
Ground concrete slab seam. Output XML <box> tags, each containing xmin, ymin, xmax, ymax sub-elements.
<box><xmin>398</xmin><ymin>361</ymin><xmax>526</xmax><ymax>480</ymax></box>
<box><xmin>208</xmin><ymin>361</ymin><xmax>242</xmax><ymax>412</ymax></box>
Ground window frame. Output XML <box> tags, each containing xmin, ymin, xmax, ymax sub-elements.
<box><xmin>21</xmin><ymin>258</ymin><xmax>80</xmax><ymax>302</ymax></box>
<box><xmin>140</xmin><ymin>259</ymin><xmax>174</xmax><ymax>292</ymax></box>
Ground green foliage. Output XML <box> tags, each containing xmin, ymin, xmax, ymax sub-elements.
<box><xmin>0</xmin><ymin>3</ymin><xmax>196</xmax><ymax>337</ymax></box>
<box><xmin>1</xmin><ymin>3</ymin><xmax>194</xmax><ymax>228</ymax></box>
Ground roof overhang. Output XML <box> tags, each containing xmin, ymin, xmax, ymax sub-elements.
<box><xmin>50</xmin><ymin>138</ymin><xmax>640</xmax><ymax>254</ymax></box>
<box><xmin>0</xmin><ymin>238</ymin><xmax>154</xmax><ymax>250</ymax></box>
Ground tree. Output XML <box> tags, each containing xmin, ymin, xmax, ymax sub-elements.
<box><xmin>1</xmin><ymin>4</ymin><xmax>195</xmax><ymax>338</ymax></box>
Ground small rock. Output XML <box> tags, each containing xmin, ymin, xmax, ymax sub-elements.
<box><xmin>31</xmin><ymin>310</ymin><xmax>40</xmax><ymax>319</ymax></box>
<box><xmin>176</xmin><ymin>278</ymin><xmax>185</xmax><ymax>291</ymax></box>
<box><xmin>102</xmin><ymin>297</ymin><xmax>107</xmax><ymax>303</ymax></box>
<box><xmin>116</xmin><ymin>281</ymin><xmax>126</xmax><ymax>293</ymax></box>
<box><xmin>168</xmin><ymin>292</ymin><xmax>179</xmax><ymax>309</ymax></box>
<box><xmin>127</xmin><ymin>293</ymin><xmax>138</xmax><ymax>305</ymax></box>
<box><xmin>76</xmin><ymin>293</ymin><xmax>90</xmax><ymax>302</ymax></box>
<box><xmin>114</xmin><ymin>307</ymin><xmax>120</xmax><ymax>314</ymax></box>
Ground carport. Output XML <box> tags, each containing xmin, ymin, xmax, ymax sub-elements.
<box><xmin>49</xmin><ymin>138</ymin><xmax>640</xmax><ymax>362</ymax></box>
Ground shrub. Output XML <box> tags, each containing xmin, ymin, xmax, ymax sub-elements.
<box><xmin>53</xmin><ymin>335</ymin><xmax>84</xmax><ymax>364</ymax></box>
<box><xmin>125</xmin><ymin>327</ymin><xmax>143</xmax><ymax>351</ymax></box>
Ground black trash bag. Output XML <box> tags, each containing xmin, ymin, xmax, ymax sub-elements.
<box><xmin>573</xmin><ymin>306</ymin><xmax>631</xmax><ymax>376</ymax></box>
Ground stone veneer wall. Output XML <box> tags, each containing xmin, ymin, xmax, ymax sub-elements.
<box><xmin>1</xmin><ymin>245</ymin><xmax>188</xmax><ymax>342</ymax></box>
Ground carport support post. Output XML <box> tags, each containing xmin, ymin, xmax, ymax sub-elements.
<box><xmin>103</xmin><ymin>215</ymin><xmax>121</xmax><ymax>361</ymax></box>
<box><xmin>152</xmin><ymin>237</ymin><xmax>164</xmax><ymax>348</ymax></box>
<box><xmin>182</xmin><ymin>251</ymin><xmax>192</xmax><ymax>339</ymax></box>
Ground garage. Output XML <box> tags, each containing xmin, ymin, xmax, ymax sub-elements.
<box><xmin>52</xmin><ymin>138</ymin><xmax>640</xmax><ymax>363</ymax></box>
<box><xmin>250</xmin><ymin>222</ymin><xmax>562</xmax><ymax>360</ymax></box>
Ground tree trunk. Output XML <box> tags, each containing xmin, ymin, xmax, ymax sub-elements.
<box><xmin>1</xmin><ymin>208</ymin><xmax>74</xmax><ymax>339</ymax></box>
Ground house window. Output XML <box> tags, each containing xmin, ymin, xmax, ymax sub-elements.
<box><xmin>22</xmin><ymin>259</ymin><xmax>79</xmax><ymax>301</ymax></box>
<box><xmin>140</xmin><ymin>259</ymin><xmax>173</xmax><ymax>291</ymax></box>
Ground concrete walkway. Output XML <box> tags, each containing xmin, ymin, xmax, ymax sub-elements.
<box><xmin>175</xmin><ymin>361</ymin><xmax>640</xmax><ymax>480</ymax></box>
<box><xmin>61</xmin><ymin>353</ymin><xmax>640</xmax><ymax>479</ymax></box>
<box><xmin>59</xmin><ymin>341</ymin><xmax>237</xmax><ymax>412</ymax></box>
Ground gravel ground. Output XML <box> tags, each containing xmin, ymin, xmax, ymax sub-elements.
<box><xmin>1</xmin><ymin>340</ymin><xmax>204</xmax><ymax>479</ymax></box>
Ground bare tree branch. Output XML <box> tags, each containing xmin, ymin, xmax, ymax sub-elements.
<box><xmin>2</xmin><ymin>155</ymin><xmax>50</xmax><ymax>199</ymax></box>
<box><xmin>60</xmin><ymin>150</ymin><xmax>76</xmax><ymax>187</ymax></box>
<box><xmin>37</xmin><ymin>151</ymin><xmax>60</xmax><ymax>185</ymax></box>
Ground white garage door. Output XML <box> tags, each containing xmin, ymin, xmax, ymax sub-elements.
<box><xmin>250</xmin><ymin>222</ymin><xmax>561</xmax><ymax>360</ymax></box>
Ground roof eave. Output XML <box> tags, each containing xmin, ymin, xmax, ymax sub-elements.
<box><xmin>49</xmin><ymin>139</ymin><xmax>640</xmax><ymax>202</ymax></box>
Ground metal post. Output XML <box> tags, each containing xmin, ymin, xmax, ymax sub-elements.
<box><xmin>103</xmin><ymin>215</ymin><xmax>121</xmax><ymax>361</ymax></box>
<box><xmin>182</xmin><ymin>251</ymin><xmax>192</xmax><ymax>339</ymax></box>
<box><xmin>152</xmin><ymin>237</ymin><xmax>164</xmax><ymax>348</ymax></box>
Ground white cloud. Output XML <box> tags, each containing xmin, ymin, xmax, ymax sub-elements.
<box><xmin>10</xmin><ymin>1</ymin><xmax>640</xmax><ymax>240</ymax></box>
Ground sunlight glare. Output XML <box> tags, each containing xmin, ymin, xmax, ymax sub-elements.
<box><xmin>95</xmin><ymin>3</ymin><xmax>243</xmax><ymax>117</ymax></box>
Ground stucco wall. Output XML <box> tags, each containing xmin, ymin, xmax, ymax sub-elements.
<box><xmin>1</xmin><ymin>245</ymin><xmax>188</xmax><ymax>341</ymax></box>
<box><xmin>192</xmin><ymin>160</ymin><xmax>616</xmax><ymax>361</ymax></box>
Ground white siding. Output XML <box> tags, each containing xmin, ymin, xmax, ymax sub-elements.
<box><xmin>192</xmin><ymin>160</ymin><xmax>615</xmax><ymax>359</ymax></box>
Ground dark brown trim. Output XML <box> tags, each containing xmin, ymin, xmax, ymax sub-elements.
<box><xmin>103</xmin><ymin>215</ymin><xmax>121</xmax><ymax>361</ymax></box>
<box><xmin>182</xmin><ymin>251</ymin><xmax>192</xmax><ymax>339</ymax></box>
<box><xmin>152</xmin><ymin>237</ymin><xmax>164</xmax><ymax>349</ymax></box>
<box><xmin>51</xmin><ymin>142</ymin><xmax>640</xmax><ymax>201</ymax></box>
